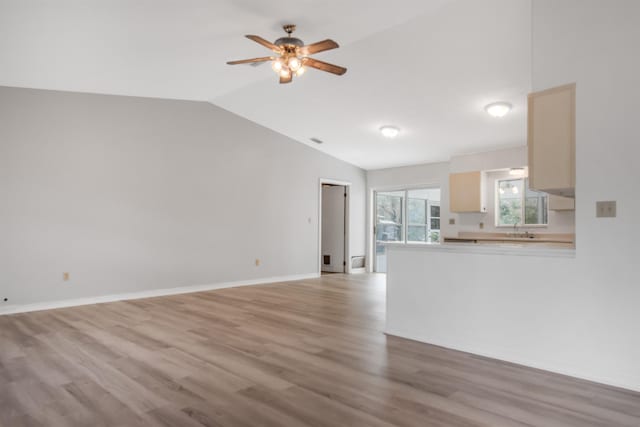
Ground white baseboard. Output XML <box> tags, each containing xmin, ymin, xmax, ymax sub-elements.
<box><xmin>385</xmin><ymin>327</ymin><xmax>640</xmax><ymax>394</ymax></box>
<box><xmin>0</xmin><ymin>273</ymin><xmax>320</xmax><ymax>316</ymax></box>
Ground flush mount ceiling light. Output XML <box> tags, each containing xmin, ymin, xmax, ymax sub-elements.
<box><xmin>484</xmin><ymin>102</ymin><xmax>512</xmax><ymax>118</ymax></box>
<box><xmin>380</xmin><ymin>125</ymin><xmax>400</xmax><ymax>138</ymax></box>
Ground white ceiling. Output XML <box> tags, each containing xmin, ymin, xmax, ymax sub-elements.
<box><xmin>0</xmin><ymin>0</ymin><xmax>532</xmax><ymax>170</ymax></box>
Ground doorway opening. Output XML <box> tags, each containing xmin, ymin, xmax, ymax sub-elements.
<box><xmin>320</xmin><ymin>181</ymin><xmax>349</xmax><ymax>274</ymax></box>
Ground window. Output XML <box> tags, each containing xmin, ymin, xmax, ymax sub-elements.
<box><xmin>375</xmin><ymin>187</ymin><xmax>441</xmax><ymax>273</ymax></box>
<box><xmin>497</xmin><ymin>178</ymin><xmax>548</xmax><ymax>226</ymax></box>
<box><xmin>407</xmin><ymin>189</ymin><xmax>440</xmax><ymax>243</ymax></box>
<box><xmin>375</xmin><ymin>191</ymin><xmax>404</xmax><ymax>243</ymax></box>
<box><xmin>407</xmin><ymin>197</ymin><xmax>427</xmax><ymax>242</ymax></box>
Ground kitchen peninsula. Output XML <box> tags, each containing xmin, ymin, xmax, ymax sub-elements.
<box><xmin>385</xmin><ymin>241</ymin><xmax>579</xmax><ymax>382</ymax></box>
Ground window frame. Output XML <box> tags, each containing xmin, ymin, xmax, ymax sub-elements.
<box><xmin>495</xmin><ymin>178</ymin><xmax>549</xmax><ymax>228</ymax></box>
<box><xmin>428</xmin><ymin>201</ymin><xmax>441</xmax><ymax>242</ymax></box>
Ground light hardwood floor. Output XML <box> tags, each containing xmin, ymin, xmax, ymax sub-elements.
<box><xmin>1</xmin><ymin>274</ymin><xmax>639</xmax><ymax>426</ymax></box>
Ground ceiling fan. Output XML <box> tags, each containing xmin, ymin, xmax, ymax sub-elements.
<box><xmin>227</xmin><ymin>24</ymin><xmax>347</xmax><ymax>84</ymax></box>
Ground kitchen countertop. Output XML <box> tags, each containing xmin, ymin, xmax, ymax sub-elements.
<box><xmin>386</xmin><ymin>242</ymin><xmax>576</xmax><ymax>258</ymax></box>
<box><xmin>379</xmin><ymin>232</ymin><xmax>575</xmax><ymax>256</ymax></box>
<box><xmin>444</xmin><ymin>231</ymin><xmax>574</xmax><ymax>245</ymax></box>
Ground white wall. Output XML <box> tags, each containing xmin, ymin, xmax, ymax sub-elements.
<box><xmin>386</xmin><ymin>0</ymin><xmax>640</xmax><ymax>392</ymax></box>
<box><xmin>532</xmin><ymin>0</ymin><xmax>640</xmax><ymax>388</ymax></box>
<box><xmin>406</xmin><ymin>188</ymin><xmax>440</xmax><ymax>202</ymax></box>
<box><xmin>321</xmin><ymin>185</ymin><xmax>345</xmax><ymax>273</ymax></box>
<box><xmin>0</xmin><ymin>86</ymin><xmax>366</xmax><ymax>311</ymax></box>
<box><xmin>449</xmin><ymin>146</ymin><xmax>526</xmax><ymax>173</ymax></box>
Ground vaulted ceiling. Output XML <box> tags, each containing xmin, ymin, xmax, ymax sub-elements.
<box><xmin>0</xmin><ymin>0</ymin><xmax>531</xmax><ymax>169</ymax></box>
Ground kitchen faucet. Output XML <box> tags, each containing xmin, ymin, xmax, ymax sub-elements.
<box><xmin>511</xmin><ymin>223</ymin><xmax>534</xmax><ymax>239</ymax></box>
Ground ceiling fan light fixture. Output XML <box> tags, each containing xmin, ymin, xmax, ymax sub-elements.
<box><xmin>271</xmin><ymin>59</ymin><xmax>283</xmax><ymax>73</ymax></box>
<box><xmin>380</xmin><ymin>125</ymin><xmax>400</xmax><ymax>138</ymax></box>
<box><xmin>288</xmin><ymin>57</ymin><xmax>302</xmax><ymax>71</ymax></box>
<box><xmin>279</xmin><ymin>67</ymin><xmax>291</xmax><ymax>78</ymax></box>
<box><xmin>227</xmin><ymin>25</ymin><xmax>346</xmax><ymax>84</ymax></box>
<box><xmin>485</xmin><ymin>102</ymin><xmax>512</xmax><ymax>118</ymax></box>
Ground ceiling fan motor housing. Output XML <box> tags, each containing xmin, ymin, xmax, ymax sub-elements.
<box><xmin>274</xmin><ymin>37</ymin><xmax>304</xmax><ymax>48</ymax></box>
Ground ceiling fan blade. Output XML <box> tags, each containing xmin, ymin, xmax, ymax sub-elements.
<box><xmin>227</xmin><ymin>56</ymin><xmax>274</xmax><ymax>65</ymax></box>
<box><xmin>299</xmin><ymin>39</ymin><xmax>339</xmax><ymax>56</ymax></box>
<box><xmin>302</xmin><ymin>57</ymin><xmax>347</xmax><ymax>76</ymax></box>
<box><xmin>279</xmin><ymin>73</ymin><xmax>293</xmax><ymax>84</ymax></box>
<box><xmin>245</xmin><ymin>35</ymin><xmax>282</xmax><ymax>53</ymax></box>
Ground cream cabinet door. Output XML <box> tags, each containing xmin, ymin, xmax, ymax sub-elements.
<box><xmin>449</xmin><ymin>171</ymin><xmax>486</xmax><ymax>213</ymax></box>
<box><xmin>528</xmin><ymin>83</ymin><xmax>575</xmax><ymax>197</ymax></box>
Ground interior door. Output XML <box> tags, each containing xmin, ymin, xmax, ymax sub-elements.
<box><xmin>321</xmin><ymin>185</ymin><xmax>346</xmax><ymax>273</ymax></box>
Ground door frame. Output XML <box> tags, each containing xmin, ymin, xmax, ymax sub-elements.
<box><xmin>318</xmin><ymin>178</ymin><xmax>351</xmax><ymax>275</ymax></box>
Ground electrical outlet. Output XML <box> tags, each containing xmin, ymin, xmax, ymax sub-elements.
<box><xmin>255</xmin><ymin>259</ymin><xmax>260</xmax><ymax>266</ymax></box>
<box><xmin>596</xmin><ymin>201</ymin><xmax>616</xmax><ymax>218</ymax></box>
<box><xmin>479</xmin><ymin>222</ymin><xmax>484</xmax><ymax>229</ymax></box>
<box><xmin>63</xmin><ymin>272</ymin><xmax>70</xmax><ymax>281</ymax></box>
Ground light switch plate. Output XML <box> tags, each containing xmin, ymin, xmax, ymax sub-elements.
<box><xmin>596</xmin><ymin>201</ymin><xmax>616</xmax><ymax>218</ymax></box>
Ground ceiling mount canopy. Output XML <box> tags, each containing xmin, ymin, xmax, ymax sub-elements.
<box><xmin>227</xmin><ymin>24</ymin><xmax>347</xmax><ymax>84</ymax></box>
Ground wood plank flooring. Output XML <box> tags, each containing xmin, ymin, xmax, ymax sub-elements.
<box><xmin>1</xmin><ymin>273</ymin><xmax>639</xmax><ymax>426</ymax></box>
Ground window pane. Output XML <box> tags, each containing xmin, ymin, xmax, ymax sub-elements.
<box><xmin>428</xmin><ymin>230</ymin><xmax>440</xmax><ymax>243</ymax></box>
<box><xmin>376</xmin><ymin>191</ymin><xmax>404</xmax><ymax>242</ymax></box>
<box><xmin>524</xmin><ymin>180</ymin><xmax>548</xmax><ymax>225</ymax></box>
<box><xmin>497</xmin><ymin>179</ymin><xmax>523</xmax><ymax>225</ymax></box>
<box><xmin>499</xmin><ymin>199</ymin><xmax>522</xmax><ymax>225</ymax></box>
<box><xmin>430</xmin><ymin>205</ymin><xmax>440</xmax><ymax>218</ymax></box>
<box><xmin>376</xmin><ymin>193</ymin><xmax>403</xmax><ymax>223</ymax></box>
<box><xmin>408</xmin><ymin>225</ymin><xmax>427</xmax><ymax>242</ymax></box>
<box><xmin>407</xmin><ymin>198</ymin><xmax>427</xmax><ymax>224</ymax></box>
<box><xmin>430</xmin><ymin>218</ymin><xmax>440</xmax><ymax>230</ymax></box>
<box><xmin>376</xmin><ymin>224</ymin><xmax>402</xmax><ymax>241</ymax></box>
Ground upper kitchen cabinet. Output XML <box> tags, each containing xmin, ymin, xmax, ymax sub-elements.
<box><xmin>449</xmin><ymin>171</ymin><xmax>486</xmax><ymax>213</ymax></box>
<box><xmin>527</xmin><ymin>83</ymin><xmax>576</xmax><ymax>197</ymax></box>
